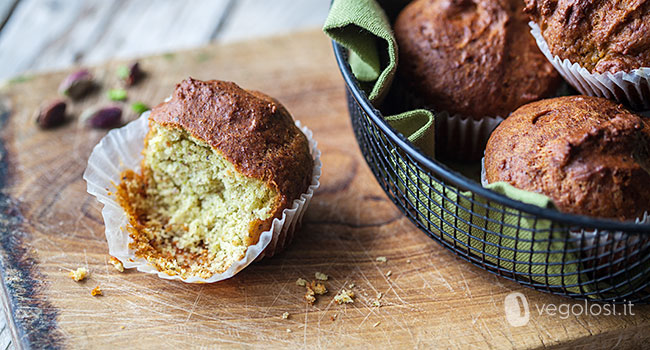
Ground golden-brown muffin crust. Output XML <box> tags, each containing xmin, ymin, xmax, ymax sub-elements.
<box><xmin>394</xmin><ymin>0</ymin><xmax>561</xmax><ymax>118</ymax></box>
<box><xmin>150</xmin><ymin>78</ymin><xmax>313</xmax><ymax>215</ymax></box>
<box><xmin>485</xmin><ymin>96</ymin><xmax>650</xmax><ymax>221</ymax></box>
<box><xmin>525</xmin><ymin>0</ymin><xmax>650</xmax><ymax>74</ymax></box>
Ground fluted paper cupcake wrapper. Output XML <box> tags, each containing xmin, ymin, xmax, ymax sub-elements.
<box><xmin>436</xmin><ymin>112</ymin><xmax>504</xmax><ymax>160</ymax></box>
<box><xmin>83</xmin><ymin>112</ymin><xmax>322</xmax><ymax>283</ymax></box>
<box><xmin>481</xmin><ymin>157</ymin><xmax>649</xmax><ymax>255</ymax></box>
<box><xmin>530</xmin><ymin>22</ymin><xmax>650</xmax><ymax>110</ymax></box>
<box><xmin>395</xmin><ymin>79</ymin><xmax>504</xmax><ymax>160</ymax></box>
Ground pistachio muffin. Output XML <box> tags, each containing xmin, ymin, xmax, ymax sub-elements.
<box><xmin>525</xmin><ymin>0</ymin><xmax>650</xmax><ymax>74</ymax></box>
<box><xmin>394</xmin><ymin>0</ymin><xmax>562</xmax><ymax>118</ymax></box>
<box><xmin>484</xmin><ymin>95</ymin><xmax>650</xmax><ymax>221</ymax></box>
<box><xmin>116</xmin><ymin>78</ymin><xmax>314</xmax><ymax>278</ymax></box>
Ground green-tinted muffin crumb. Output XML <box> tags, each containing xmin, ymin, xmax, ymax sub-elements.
<box><xmin>117</xmin><ymin>123</ymin><xmax>278</xmax><ymax>278</ymax></box>
<box><xmin>131</xmin><ymin>102</ymin><xmax>149</xmax><ymax>114</ymax></box>
<box><xmin>108</xmin><ymin>88</ymin><xmax>128</xmax><ymax>101</ymax></box>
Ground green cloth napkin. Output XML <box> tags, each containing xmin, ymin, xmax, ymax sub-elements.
<box><xmin>323</xmin><ymin>0</ymin><xmax>643</xmax><ymax>298</ymax></box>
<box><xmin>323</xmin><ymin>0</ymin><xmax>435</xmax><ymax>157</ymax></box>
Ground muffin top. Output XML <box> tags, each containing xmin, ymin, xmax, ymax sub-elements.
<box><xmin>394</xmin><ymin>0</ymin><xmax>561</xmax><ymax>118</ymax></box>
<box><xmin>525</xmin><ymin>0</ymin><xmax>650</xmax><ymax>74</ymax></box>
<box><xmin>150</xmin><ymin>78</ymin><xmax>313</xmax><ymax>208</ymax></box>
<box><xmin>485</xmin><ymin>95</ymin><xmax>650</xmax><ymax>221</ymax></box>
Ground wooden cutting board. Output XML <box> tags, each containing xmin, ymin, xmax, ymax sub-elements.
<box><xmin>1</xmin><ymin>29</ymin><xmax>650</xmax><ymax>349</ymax></box>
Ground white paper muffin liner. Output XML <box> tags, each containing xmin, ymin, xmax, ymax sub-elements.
<box><xmin>481</xmin><ymin>157</ymin><xmax>649</xmax><ymax>257</ymax></box>
<box><xmin>436</xmin><ymin>112</ymin><xmax>504</xmax><ymax>160</ymax></box>
<box><xmin>530</xmin><ymin>22</ymin><xmax>650</xmax><ymax>110</ymax></box>
<box><xmin>83</xmin><ymin>112</ymin><xmax>322</xmax><ymax>283</ymax></box>
<box><xmin>395</xmin><ymin>79</ymin><xmax>504</xmax><ymax>160</ymax></box>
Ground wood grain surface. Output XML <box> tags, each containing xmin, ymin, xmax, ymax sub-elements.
<box><xmin>0</xmin><ymin>0</ymin><xmax>330</xmax><ymax>81</ymax></box>
<box><xmin>1</xmin><ymin>30</ymin><xmax>650</xmax><ymax>349</ymax></box>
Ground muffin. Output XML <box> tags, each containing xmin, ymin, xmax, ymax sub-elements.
<box><xmin>525</xmin><ymin>0</ymin><xmax>650</xmax><ymax>109</ymax></box>
<box><xmin>484</xmin><ymin>95</ymin><xmax>650</xmax><ymax>221</ymax></box>
<box><xmin>115</xmin><ymin>78</ymin><xmax>315</xmax><ymax>279</ymax></box>
<box><xmin>394</xmin><ymin>0</ymin><xmax>561</xmax><ymax>118</ymax></box>
<box><xmin>525</xmin><ymin>0</ymin><xmax>650</xmax><ymax>74</ymax></box>
<box><xmin>394</xmin><ymin>0</ymin><xmax>561</xmax><ymax>159</ymax></box>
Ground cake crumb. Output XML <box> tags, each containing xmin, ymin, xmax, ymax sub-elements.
<box><xmin>406</xmin><ymin>259</ymin><xmax>412</xmax><ymax>264</ymax></box>
<box><xmin>377</xmin><ymin>292</ymin><xmax>383</xmax><ymax>299</ymax></box>
<box><xmin>281</xmin><ymin>312</ymin><xmax>290</xmax><ymax>320</ymax></box>
<box><xmin>110</xmin><ymin>256</ymin><xmax>125</xmax><ymax>272</ymax></box>
<box><xmin>348</xmin><ymin>283</ymin><xmax>355</xmax><ymax>289</ymax></box>
<box><xmin>373</xmin><ymin>321</ymin><xmax>381</xmax><ymax>328</ymax></box>
<box><xmin>286</xmin><ymin>328</ymin><xmax>292</xmax><ymax>333</ymax></box>
<box><xmin>334</xmin><ymin>289</ymin><xmax>355</xmax><ymax>304</ymax></box>
<box><xmin>91</xmin><ymin>286</ymin><xmax>103</xmax><ymax>296</ymax></box>
<box><xmin>120</xmin><ymin>325</ymin><xmax>125</xmax><ymax>329</ymax></box>
<box><xmin>69</xmin><ymin>267</ymin><xmax>88</xmax><ymax>282</ymax></box>
<box><xmin>296</xmin><ymin>278</ymin><xmax>307</xmax><ymax>287</ymax></box>
<box><xmin>385</xmin><ymin>270</ymin><xmax>392</xmax><ymax>277</ymax></box>
<box><xmin>372</xmin><ymin>300</ymin><xmax>381</xmax><ymax>307</ymax></box>
<box><xmin>305</xmin><ymin>287</ymin><xmax>316</xmax><ymax>305</ymax></box>
<box><xmin>315</xmin><ymin>272</ymin><xmax>328</xmax><ymax>281</ymax></box>
<box><xmin>376</xmin><ymin>256</ymin><xmax>387</xmax><ymax>263</ymax></box>
<box><xmin>330</xmin><ymin>314</ymin><xmax>337</xmax><ymax>321</ymax></box>
<box><xmin>310</xmin><ymin>281</ymin><xmax>327</xmax><ymax>295</ymax></box>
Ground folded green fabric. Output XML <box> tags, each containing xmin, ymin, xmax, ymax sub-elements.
<box><xmin>323</xmin><ymin>0</ymin><xmax>435</xmax><ymax>156</ymax></box>
<box><xmin>323</xmin><ymin>0</ymin><xmax>641</xmax><ymax>298</ymax></box>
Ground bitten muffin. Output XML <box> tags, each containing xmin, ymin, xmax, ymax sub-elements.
<box><xmin>525</xmin><ymin>0</ymin><xmax>650</xmax><ymax>74</ymax></box>
<box><xmin>394</xmin><ymin>0</ymin><xmax>561</xmax><ymax>118</ymax></box>
<box><xmin>484</xmin><ymin>95</ymin><xmax>650</xmax><ymax>221</ymax></box>
<box><xmin>116</xmin><ymin>78</ymin><xmax>314</xmax><ymax>278</ymax></box>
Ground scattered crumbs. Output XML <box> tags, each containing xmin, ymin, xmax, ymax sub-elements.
<box><xmin>377</xmin><ymin>292</ymin><xmax>383</xmax><ymax>299</ymax></box>
<box><xmin>310</xmin><ymin>281</ymin><xmax>327</xmax><ymax>295</ymax></box>
<box><xmin>334</xmin><ymin>289</ymin><xmax>355</xmax><ymax>304</ymax></box>
<box><xmin>386</xmin><ymin>270</ymin><xmax>392</xmax><ymax>277</ymax></box>
<box><xmin>131</xmin><ymin>102</ymin><xmax>150</xmax><ymax>114</ymax></box>
<box><xmin>406</xmin><ymin>259</ymin><xmax>412</xmax><ymax>264</ymax></box>
<box><xmin>69</xmin><ymin>267</ymin><xmax>88</xmax><ymax>281</ymax></box>
<box><xmin>116</xmin><ymin>65</ymin><xmax>129</xmax><ymax>80</ymax></box>
<box><xmin>108</xmin><ymin>88</ymin><xmax>128</xmax><ymax>101</ymax></box>
<box><xmin>315</xmin><ymin>272</ymin><xmax>328</xmax><ymax>281</ymax></box>
<box><xmin>110</xmin><ymin>256</ymin><xmax>124</xmax><ymax>272</ymax></box>
<box><xmin>376</xmin><ymin>256</ymin><xmax>387</xmax><ymax>263</ymax></box>
<box><xmin>348</xmin><ymin>283</ymin><xmax>355</xmax><ymax>289</ymax></box>
<box><xmin>296</xmin><ymin>278</ymin><xmax>308</xmax><ymax>287</ymax></box>
<box><xmin>91</xmin><ymin>286</ymin><xmax>103</xmax><ymax>296</ymax></box>
<box><xmin>286</xmin><ymin>329</ymin><xmax>292</xmax><ymax>333</ymax></box>
<box><xmin>372</xmin><ymin>300</ymin><xmax>381</xmax><ymax>308</ymax></box>
<box><xmin>305</xmin><ymin>287</ymin><xmax>316</xmax><ymax>305</ymax></box>
<box><xmin>120</xmin><ymin>326</ymin><xmax>125</xmax><ymax>329</ymax></box>
<box><xmin>373</xmin><ymin>321</ymin><xmax>381</xmax><ymax>328</ymax></box>
<box><xmin>281</xmin><ymin>312</ymin><xmax>290</xmax><ymax>320</ymax></box>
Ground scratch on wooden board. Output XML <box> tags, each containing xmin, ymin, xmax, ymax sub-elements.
<box><xmin>184</xmin><ymin>285</ymin><xmax>204</xmax><ymax>323</ymax></box>
<box><xmin>0</xmin><ymin>98</ymin><xmax>62</xmax><ymax>348</ymax></box>
<box><xmin>458</xmin><ymin>268</ymin><xmax>473</xmax><ymax>298</ymax></box>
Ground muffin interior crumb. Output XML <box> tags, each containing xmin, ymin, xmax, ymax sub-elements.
<box><xmin>117</xmin><ymin>122</ymin><xmax>278</xmax><ymax>278</ymax></box>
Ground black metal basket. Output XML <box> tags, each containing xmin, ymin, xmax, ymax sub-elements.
<box><xmin>332</xmin><ymin>41</ymin><xmax>650</xmax><ymax>304</ymax></box>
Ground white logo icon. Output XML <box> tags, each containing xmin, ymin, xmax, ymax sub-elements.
<box><xmin>504</xmin><ymin>292</ymin><xmax>530</xmax><ymax>327</ymax></box>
